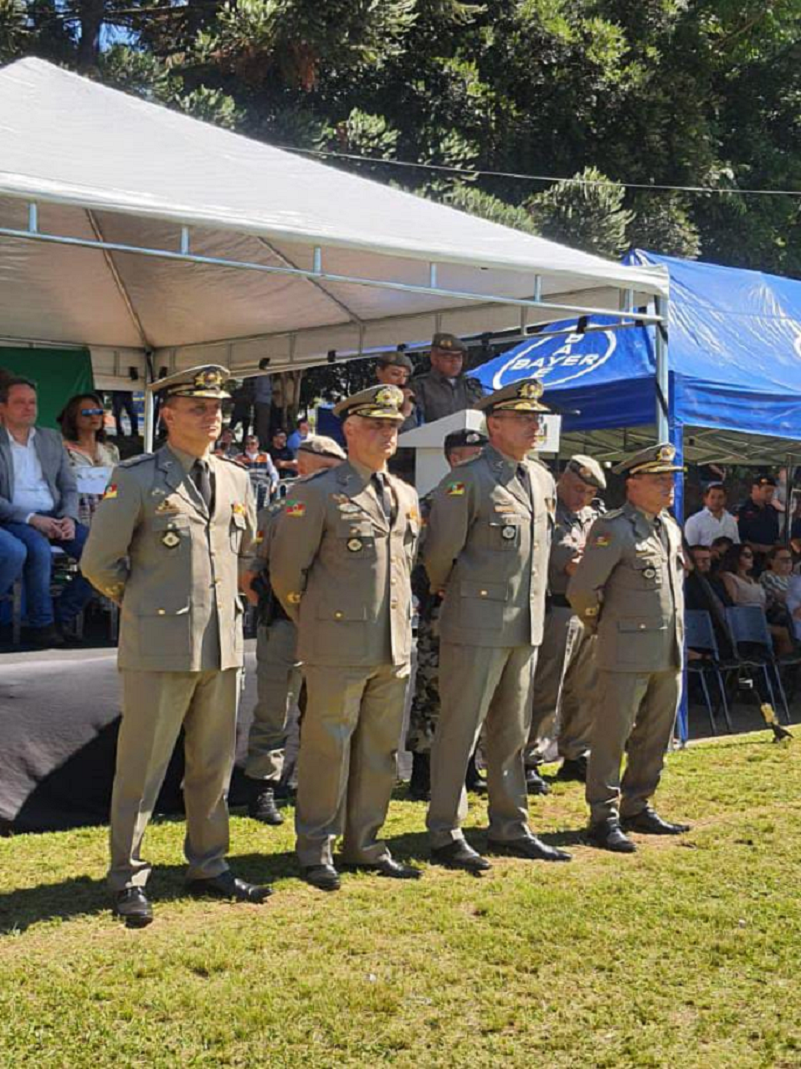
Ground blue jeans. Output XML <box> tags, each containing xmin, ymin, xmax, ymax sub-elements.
<box><xmin>0</xmin><ymin>519</ymin><xmax>93</xmax><ymax>627</ymax></box>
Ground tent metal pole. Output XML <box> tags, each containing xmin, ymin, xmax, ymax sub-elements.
<box><xmin>655</xmin><ymin>295</ymin><xmax>669</xmax><ymax>441</ymax></box>
<box><xmin>144</xmin><ymin>389</ymin><xmax>155</xmax><ymax>453</ymax></box>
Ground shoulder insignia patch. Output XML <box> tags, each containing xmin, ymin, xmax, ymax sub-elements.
<box><xmin>232</xmin><ymin>502</ymin><xmax>246</xmax><ymax>515</ymax></box>
<box><xmin>102</xmin><ymin>484</ymin><xmax>118</xmax><ymax>500</ymax></box>
<box><xmin>255</xmin><ymin>530</ymin><xmax>264</xmax><ymax>544</ymax></box>
<box><xmin>285</xmin><ymin>500</ymin><xmax>306</xmax><ymax>518</ymax></box>
<box><xmin>593</xmin><ymin>534</ymin><xmax>612</xmax><ymax>547</ymax></box>
<box><xmin>446</xmin><ymin>481</ymin><xmax>466</xmax><ymax>497</ymax></box>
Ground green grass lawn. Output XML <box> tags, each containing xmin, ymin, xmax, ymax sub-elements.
<box><xmin>2</xmin><ymin>734</ymin><xmax>801</xmax><ymax>1068</ymax></box>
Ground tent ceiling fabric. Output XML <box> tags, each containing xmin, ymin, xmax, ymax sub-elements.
<box><xmin>0</xmin><ymin>58</ymin><xmax>667</xmax><ymax>371</ymax></box>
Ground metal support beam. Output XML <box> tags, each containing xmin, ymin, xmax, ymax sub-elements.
<box><xmin>654</xmin><ymin>294</ymin><xmax>670</xmax><ymax>441</ymax></box>
<box><xmin>0</xmin><ymin>219</ymin><xmax>664</xmax><ymax>328</ymax></box>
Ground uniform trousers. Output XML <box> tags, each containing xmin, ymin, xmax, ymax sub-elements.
<box><xmin>427</xmin><ymin>642</ymin><xmax>537</xmax><ymax>849</ymax></box>
<box><xmin>528</xmin><ymin>606</ymin><xmax>597</xmax><ymax>762</ymax></box>
<box><xmin>245</xmin><ymin>619</ymin><xmax>301</xmax><ymax>783</ymax></box>
<box><xmin>108</xmin><ymin>667</ymin><xmax>240</xmax><ymax>891</ymax></box>
<box><xmin>295</xmin><ymin>661</ymin><xmax>410</xmax><ymax>868</ymax></box>
<box><xmin>587</xmin><ymin>668</ymin><xmax>681</xmax><ymax>824</ymax></box>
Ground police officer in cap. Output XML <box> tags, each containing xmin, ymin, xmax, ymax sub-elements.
<box><xmin>82</xmin><ymin>365</ymin><xmax>271</xmax><ymax>927</ymax></box>
<box><xmin>270</xmin><ymin>384</ymin><xmax>422</xmax><ymax>891</ymax></box>
<box><xmin>568</xmin><ymin>443</ymin><xmax>690</xmax><ymax>853</ymax></box>
<box><xmin>527</xmin><ymin>454</ymin><xmax>606</xmax><ymax>789</ymax></box>
<box><xmin>412</xmin><ymin>333</ymin><xmax>485</xmax><ymax>424</ymax></box>
<box><xmin>242</xmin><ymin>435</ymin><xmax>347</xmax><ymax>825</ymax></box>
<box><xmin>424</xmin><ymin>378</ymin><xmax>571</xmax><ymax>872</ymax></box>
<box><xmin>407</xmin><ymin>428</ymin><xmax>488</xmax><ymax>800</ymax></box>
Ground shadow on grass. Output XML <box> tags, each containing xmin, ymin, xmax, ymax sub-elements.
<box><xmin>0</xmin><ymin>849</ymin><xmax>298</xmax><ymax>936</ymax></box>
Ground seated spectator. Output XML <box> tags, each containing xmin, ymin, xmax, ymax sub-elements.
<box><xmin>684</xmin><ymin>544</ymin><xmax>734</xmax><ymax>658</ymax></box>
<box><xmin>684</xmin><ymin>483</ymin><xmax>740</xmax><ymax>547</ymax></box>
<box><xmin>58</xmin><ymin>393</ymin><xmax>120</xmax><ymax>527</ymax></box>
<box><xmin>790</xmin><ymin>494</ymin><xmax>801</xmax><ymax>541</ymax></box>
<box><xmin>411</xmin><ymin>333</ymin><xmax>484</xmax><ymax>423</ymax></box>
<box><xmin>709</xmin><ymin>535</ymin><xmax>734</xmax><ymax>570</ymax></box>
<box><xmin>0</xmin><ymin>376</ymin><xmax>94</xmax><ymax>646</ymax></box>
<box><xmin>269</xmin><ymin>429</ymin><xmax>298</xmax><ymax>479</ymax></box>
<box><xmin>759</xmin><ymin>544</ymin><xmax>797</xmax><ymax>638</ymax></box>
<box><xmin>286</xmin><ymin>417</ymin><xmax>310</xmax><ymax>457</ymax></box>
<box><xmin>236</xmin><ymin>434</ymin><xmax>279</xmax><ymax>505</ymax></box>
<box><xmin>719</xmin><ymin>543</ymin><xmax>794</xmax><ymax>655</ymax></box>
<box><xmin>736</xmin><ymin>475</ymin><xmax>780</xmax><ymax>558</ymax></box>
<box><xmin>785</xmin><ymin>572</ymin><xmax>801</xmax><ymax>641</ymax></box>
<box><xmin>214</xmin><ymin>426</ymin><xmax>240</xmax><ymax>459</ymax></box>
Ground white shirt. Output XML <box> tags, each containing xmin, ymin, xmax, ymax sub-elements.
<box><xmin>684</xmin><ymin>506</ymin><xmax>740</xmax><ymax>547</ymax></box>
<box><xmin>9</xmin><ymin>428</ymin><xmax>55</xmax><ymax>518</ymax></box>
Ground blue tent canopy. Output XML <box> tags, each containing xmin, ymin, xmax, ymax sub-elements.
<box><xmin>474</xmin><ymin>249</ymin><xmax>801</xmax><ymax>446</ymax></box>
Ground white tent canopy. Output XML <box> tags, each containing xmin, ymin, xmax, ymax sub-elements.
<box><xmin>0</xmin><ymin>58</ymin><xmax>669</xmax><ymax>389</ymax></box>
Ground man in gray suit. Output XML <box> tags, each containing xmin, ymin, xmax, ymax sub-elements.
<box><xmin>423</xmin><ymin>378</ymin><xmax>571</xmax><ymax>872</ymax></box>
<box><xmin>568</xmin><ymin>443</ymin><xmax>690</xmax><ymax>853</ymax></box>
<box><xmin>0</xmin><ymin>376</ymin><xmax>93</xmax><ymax>646</ymax></box>
<box><xmin>82</xmin><ymin>365</ymin><xmax>271</xmax><ymax>927</ymax></box>
<box><xmin>270</xmin><ymin>385</ymin><xmax>421</xmax><ymax>891</ymax></box>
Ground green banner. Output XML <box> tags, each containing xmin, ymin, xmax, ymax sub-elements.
<box><xmin>0</xmin><ymin>348</ymin><xmax>94</xmax><ymax>429</ymax></box>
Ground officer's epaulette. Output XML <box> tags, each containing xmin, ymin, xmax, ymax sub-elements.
<box><xmin>216</xmin><ymin>453</ymin><xmax>244</xmax><ymax>467</ymax></box>
<box><xmin>599</xmin><ymin>506</ymin><xmax>626</xmax><ymax>521</ymax></box>
<box><xmin>118</xmin><ymin>452</ymin><xmax>154</xmax><ymax>468</ymax></box>
<box><xmin>300</xmin><ymin>467</ymin><xmax>332</xmax><ymax>484</ymax></box>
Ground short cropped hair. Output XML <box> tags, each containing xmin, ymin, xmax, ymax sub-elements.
<box><xmin>0</xmin><ymin>376</ymin><xmax>37</xmax><ymax>404</ymax></box>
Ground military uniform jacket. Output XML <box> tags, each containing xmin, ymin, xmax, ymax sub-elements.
<box><xmin>81</xmin><ymin>445</ymin><xmax>256</xmax><ymax>672</ymax></box>
<box><xmin>269</xmin><ymin>461</ymin><xmax>420</xmax><ymax>668</ymax></box>
<box><xmin>548</xmin><ymin>501</ymin><xmax>599</xmax><ymax>595</ymax></box>
<box><xmin>424</xmin><ymin>445</ymin><xmax>555</xmax><ymax>648</ymax></box>
<box><xmin>411</xmin><ymin>369</ymin><xmax>485</xmax><ymax>423</ymax></box>
<box><xmin>567</xmin><ymin>501</ymin><xmax>684</xmax><ymax>673</ymax></box>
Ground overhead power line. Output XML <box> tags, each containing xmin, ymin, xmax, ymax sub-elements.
<box><xmin>283</xmin><ymin>146</ymin><xmax>801</xmax><ymax>199</ymax></box>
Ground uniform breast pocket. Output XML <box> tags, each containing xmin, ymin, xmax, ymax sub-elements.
<box><xmin>621</xmin><ymin>556</ymin><xmax>663</xmax><ymax>590</ymax></box>
<box><xmin>152</xmin><ymin>513</ymin><xmax>191</xmax><ymax>552</ymax></box>
<box><xmin>336</xmin><ymin>520</ymin><xmax>377</xmax><ymax>559</ymax></box>
<box><xmin>489</xmin><ymin>518</ymin><xmax>521</xmax><ymax>550</ymax></box>
<box><xmin>230</xmin><ymin>510</ymin><xmax>246</xmax><ymax>552</ymax></box>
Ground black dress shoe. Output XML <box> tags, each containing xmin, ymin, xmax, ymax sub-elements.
<box><xmin>345</xmin><ymin>857</ymin><xmax>422</xmax><ymax>880</ymax></box>
<box><xmin>430</xmin><ymin>840</ymin><xmax>491</xmax><ymax>873</ymax></box>
<box><xmin>407</xmin><ymin>752</ymin><xmax>431</xmax><ymax>802</ymax></box>
<box><xmin>621</xmin><ymin>808</ymin><xmax>691</xmax><ymax>836</ymax></box>
<box><xmin>113</xmin><ymin>887</ymin><xmax>154</xmax><ymax>928</ymax></box>
<box><xmin>525</xmin><ymin>768</ymin><xmax>551</xmax><ymax>795</ymax></box>
<box><xmin>301</xmin><ymin>864</ymin><xmax>341</xmax><ymax>892</ymax></box>
<box><xmin>556</xmin><ymin>756</ymin><xmax>588</xmax><ymax>783</ymax></box>
<box><xmin>185</xmin><ymin>870</ymin><xmax>272</xmax><ymax>902</ymax></box>
<box><xmin>587</xmin><ymin>819</ymin><xmax>637</xmax><ymax>853</ymax></box>
<box><xmin>487</xmin><ymin>835</ymin><xmax>571</xmax><ymax>862</ymax></box>
<box><xmin>248</xmin><ymin>786</ymin><xmax>284</xmax><ymax>825</ymax></box>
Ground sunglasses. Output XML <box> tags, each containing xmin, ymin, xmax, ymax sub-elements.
<box><xmin>80</xmin><ymin>408</ymin><xmax>104</xmax><ymax>416</ymax></box>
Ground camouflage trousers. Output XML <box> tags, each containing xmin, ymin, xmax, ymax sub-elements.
<box><xmin>406</xmin><ymin>606</ymin><xmax>441</xmax><ymax>754</ymax></box>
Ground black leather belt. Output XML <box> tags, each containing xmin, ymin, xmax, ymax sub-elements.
<box><xmin>547</xmin><ymin>593</ymin><xmax>571</xmax><ymax>609</ymax></box>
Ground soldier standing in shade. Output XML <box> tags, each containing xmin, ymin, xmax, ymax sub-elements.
<box><xmin>270</xmin><ymin>385</ymin><xmax>421</xmax><ymax>891</ymax></box>
<box><xmin>82</xmin><ymin>365</ymin><xmax>271</xmax><ymax>928</ymax></box>
<box><xmin>242</xmin><ymin>435</ymin><xmax>346</xmax><ymax>825</ymax></box>
<box><xmin>412</xmin><ymin>333</ymin><xmax>485</xmax><ymax>423</ymax></box>
<box><xmin>568</xmin><ymin>443</ymin><xmax>690</xmax><ymax>853</ymax></box>
<box><xmin>424</xmin><ymin>379</ymin><xmax>571</xmax><ymax>872</ymax></box>
<box><xmin>526</xmin><ymin>455</ymin><xmax>606</xmax><ymax>789</ymax></box>
<box><xmin>375</xmin><ymin>351</ymin><xmax>419</xmax><ymax>433</ymax></box>
<box><xmin>406</xmin><ymin>428</ymin><xmax>488</xmax><ymax>801</ymax></box>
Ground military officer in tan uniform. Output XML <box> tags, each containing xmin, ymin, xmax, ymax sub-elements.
<box><xmin>424</xmin><ymin>379</ymin><xmax>571</xmax><ymax>872</ymax></box>
<box><xmin>242</xmin><ymin>435</ymin><xmax>346</xmax><ymax>826</ymax></box>
<box><xmin>567</xmin><ymin>443</ymin><xmax>690</xmax><ymax>853</ymax></box>
<box><xmin>82</xmin><ymin>365</ymin><xmax>271</xmax><ymax>927</ymax></box>
<box><xmin>527</xmin><ymin>455</ymin><xmax>606</xmax><ymax>788</ymax></box>
<box><xmin>270</xmin><ymin>385</ymin><xmax>421</xmax><ymax>891</ymax></box>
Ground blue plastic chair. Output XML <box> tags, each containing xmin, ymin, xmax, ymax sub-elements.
<box><xmin>684</xmin><ymin>610</ymin><xmax>734</xmax><ymax>734</ymax></box>
<box><xmin>724</xmin><ymin>605</ymin><xmax>792</xmax><ymax>723</ymax></box>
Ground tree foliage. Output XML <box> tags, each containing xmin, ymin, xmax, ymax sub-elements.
<box><xmin>4</xmin><ymin>0</ymin><xmax>801</xmax><ymax>273</ymax></box>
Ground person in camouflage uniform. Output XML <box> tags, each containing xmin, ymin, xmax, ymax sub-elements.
<box><xmin>406</xmin><ymin>428</ymin><xmax>487</xmax><ymax>800</ymax></box>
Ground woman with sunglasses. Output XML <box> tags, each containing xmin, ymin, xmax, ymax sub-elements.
<box><xmin>58</xmin><ymin>393</ymin><xmax>120</xmax><ymax>526</ymax></box>
<box><xmin>720</xmin><ymin>543</ymin><xmax>794</xmax><ymax>655</ymax></box>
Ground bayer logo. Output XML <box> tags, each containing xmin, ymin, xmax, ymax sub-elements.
<box><xmin>492</xmin><ymin>327</ymin><xmax>617</xmax><ymax>391</ymax></box>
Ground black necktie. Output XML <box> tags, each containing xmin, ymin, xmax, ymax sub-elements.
<box><xmin>192</xmin><ymin>459</ymin><xmax>213</xmax><ymax>512</ymax></box>
<box><xmin>517</xmin><ymin>463</ymin><xmax>533</xmax><ymax>508</ymax></box>
<box><xmin>653</xmin><ymin>515</ymin><xmax>668</xmax><ymax>552</ymax></box>
<box><xmin>372</xmin><ymin>472</ymin><xmax>395</xmax><ymax>524</ymax></box>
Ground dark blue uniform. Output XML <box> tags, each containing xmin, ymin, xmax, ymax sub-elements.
<box><xmin>736</xmin><ymin>499</ymin><xmax>780</xmax><ymax>546</ymax></box>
